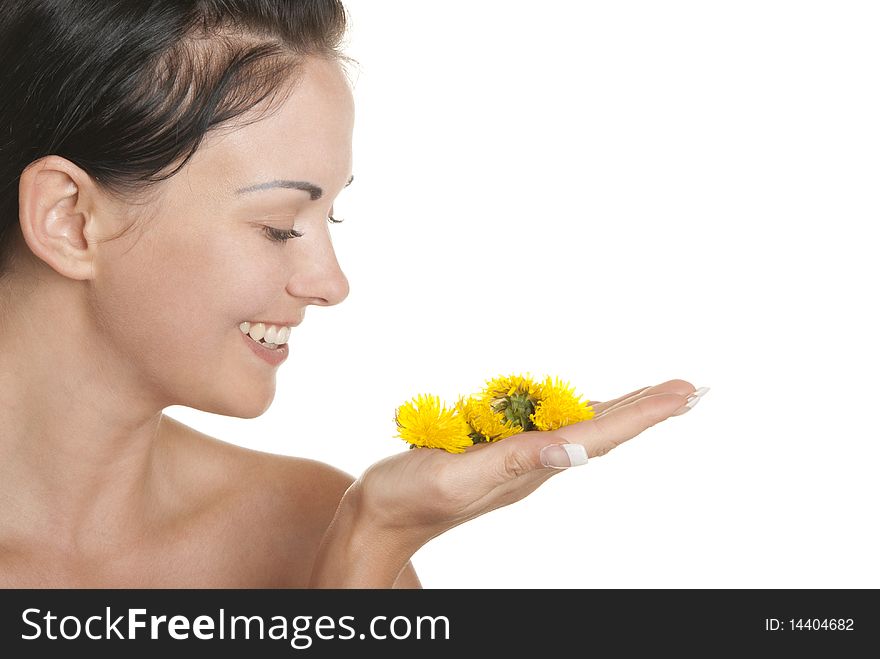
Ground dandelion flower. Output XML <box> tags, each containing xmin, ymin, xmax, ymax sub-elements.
<box><xmin>394</xmin><ymin>373</ymin><xmax>598</xmax><ymax>453</ymax></box>
<box><xmin>481</xmin><ymin>373</ymin><xmax>544</xmax><ymax>402</ymax></box>
<box><xmin>531</xmin><ymin>375</ymin><xmax>595</xmax><ymax>431</ymax></box>
<box><xmin>475</xmin><ymin>372</ymin><xmax>544</xmax><ymax>433</ymax></box>
<box><xmin>457</xmin><ymin>395</ymin><xmax>522</xmax><ymax>444</ymax></box>
<box><xmin>394</xmin><ymin>393</ymin><xmax>474</xmax><ymax>453</ymax></box>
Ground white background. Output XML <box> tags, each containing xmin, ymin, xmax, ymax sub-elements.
<box><xmin>168</xmin><ymin>1</ymin><xmax>880</xmax><ymax>588</ymax></box>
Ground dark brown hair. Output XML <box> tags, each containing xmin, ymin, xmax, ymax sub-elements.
<box><xmin>0</xmin><ymin>0</ymin><xmax>352</xmax><ymax>275</ymax></box>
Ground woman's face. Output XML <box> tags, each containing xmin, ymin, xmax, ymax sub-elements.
<box><xmin>89</xmin><ymin>56</ymin><xmax>353</xmax><ymax>417</ymax></box>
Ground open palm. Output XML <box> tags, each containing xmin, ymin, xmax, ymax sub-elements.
<box><xmin>352</xmin><ymin>379</ymin><xmax>701</xmax><ymax>540</ymax></box>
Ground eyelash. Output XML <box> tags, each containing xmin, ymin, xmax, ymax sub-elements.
<box><xmin>264</xmin><ymin>214</ymin><xmax>345</xmax><ymax>243</ymax></box>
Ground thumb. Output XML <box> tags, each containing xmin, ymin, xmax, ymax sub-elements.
<box><xmin>470</xmin><ymin>432</ymin><xmax>589</xmax><ymax>483</ymax></box>
<box><xmin>537</xmin><ymin>440</ymin><xmax>589</xmax><ymax>470</ymax></box>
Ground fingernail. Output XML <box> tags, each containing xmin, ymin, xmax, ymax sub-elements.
<box><xmin>540</xmin><ymin>443</ymin><xmax>588</xmax><ymax>469</ymax></box>
<box><xmin>672</xmin><ymin>386</ymin><xmax>710</xmax><ymax>416</ymax></box>
<box><xmin>691</xmin><ymin>386</ymin><xmax>711</xmax><ymax>400</ymax></box>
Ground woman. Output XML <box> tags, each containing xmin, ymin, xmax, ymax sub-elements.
<box><xmin>0</xmin><ymin>0</ymin><xmax>703</xmax><ymax>588</ymax></box>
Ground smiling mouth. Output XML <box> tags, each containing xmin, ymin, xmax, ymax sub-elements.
<box><xmin>240</xmin><ymin>328</ymin><xmax>289</xmax><ymax>365</ymax></box>
<box><xmin>239</xmin><ymin>321</ymin><xmax>292</xmax><ymax>350</ymax></box>
<box><xmin>243</xmin><ymin>333</ymin><xmax>282</xmax><ymax>350</ymax></box>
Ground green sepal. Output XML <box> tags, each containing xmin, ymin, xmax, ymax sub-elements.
<box><xmin>496</xmin><ymin>392</ymin><xmax>537</xmax><ymax>431</ymax></box>
<box><xmin>469</xmin><ymin>430</ymin><xmax>489</xmax><ymax>444</ymax></box>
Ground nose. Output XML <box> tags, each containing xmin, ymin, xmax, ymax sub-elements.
<box><xmin>285</xmin><ymin>229</ymin><xmax>350</xmax><ymax>306</ymax></box>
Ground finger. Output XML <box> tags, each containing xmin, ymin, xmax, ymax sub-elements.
<box><xmin>587</xmin><ymin>385</ymin><xmax>651</xmax><ymax>415</ymax></box>
<box><xmin>593</xmin><ymin>379</ymin><xmax>695</xmax><ymax>416</ymax></box>
<box><xmin>438</xmin><ymin>392</ymin><xmax>684</xmax><ymax>521</ymax></box>
<box><xmin>467</xmin><ymin>383</ymin><xmax>693</xmax><ymax>471</ymax></box>
<box><xmin>469</xmin><ymin>431</ymin><xmax>589</xmax><ymax>488</ymax></box>
<box><xmin>463</xmin><ymin>392</ymin><xmax>683</xmax><ymax>502</ymax></box>
<box><xmin>551</xmin><ymin>392</ymin><xmax>687</xmax><ymax>458</ymax></box>
<box><xmin>464</xmin><ymin>385</ymin><xmax>693</xmax><ymax>490</ymax></box>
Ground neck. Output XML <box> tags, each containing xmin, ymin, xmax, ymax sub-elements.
<box><xmin>0</xmin><ymin>269</ymin><xmax>171</xmax><ymax>551</ymax></box>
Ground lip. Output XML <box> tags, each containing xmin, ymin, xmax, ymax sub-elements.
<box><xmin>241</xmin><ymin>329</ymin><xmax>289</xmax><ymax>366</ymax></box>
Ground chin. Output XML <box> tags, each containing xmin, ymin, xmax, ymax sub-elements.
<box><xmin>184</xmin><ymin>386</ymin><xmax>276</xmax><ymax>419</ymax></box>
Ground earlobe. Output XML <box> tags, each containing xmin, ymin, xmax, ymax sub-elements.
<box><xmin>18</xmin><ymin>156</ymin><xmax>98</xmax><ymax>281</ymax></box>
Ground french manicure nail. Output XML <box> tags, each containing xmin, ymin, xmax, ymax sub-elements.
<box><xmin>672</xmin><ymin>386</ymin><xmax>710</xmax><ymax>416</ymax></box>
<box><xmin>690</xmin><ymin>386</ymin><xmax>711</xmax><ymax>401</ymax></box>
<box><xmin>540</xmin><ymin>443</ymin><xmax>588</xmax><ymax>469</ymax></box>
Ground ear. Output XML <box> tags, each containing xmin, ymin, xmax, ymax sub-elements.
<box><xmin>18</xmin><ymin>155</ymin><xmax>102</xmax><ymax>281</ymax></box>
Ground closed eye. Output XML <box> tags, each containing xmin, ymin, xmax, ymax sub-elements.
<box><xmin>264</xmin><ymin>226</ymin><xmax>304</xmax><ymax>243</ymax></box>
<box><xmin>264</xmin><ymin>214</ymin><xmax>344</xmax><ymax>243</ymax></box>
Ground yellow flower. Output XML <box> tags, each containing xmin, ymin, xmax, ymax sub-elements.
<box><xmin>475</xmin><ymin>372</ymin><xmax>543</xmax><ymax>433</ymax></box>
<box><xmin>481</xmin><ymin>372</ymin><xmax>544</xmax><ymax>401</ymax></box>
<box><xmin>531</xmin><ymin>375</ymin><xmax>595</xmax><ymax>431</ymax></box>
<box><xmin>456</xmin><ymin>395</ymin><xmax>522</xmax><ymax>443</ymax></box>
<box><xmin>393</xmin><ymin>374</ymin><xmax>598</xmax><ymax>453</ymax></box>
<box><xmin>394</xmin><ymin>393</ymin><xmax>474</xmax><ymax>453</ymax></box>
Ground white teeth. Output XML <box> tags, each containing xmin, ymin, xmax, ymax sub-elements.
<box><xmin>239</xmin><ymin>322</ymin><xmax>292</xmax><ymax>345</ymax></box>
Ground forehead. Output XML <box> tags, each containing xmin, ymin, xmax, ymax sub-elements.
<box><xmin>180</xmin><ymin>56</ymin><xmax>355</xmax><ymax>194</ymax></box>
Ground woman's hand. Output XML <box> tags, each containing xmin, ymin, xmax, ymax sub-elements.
<box><xmin>367</xmin><ymin>378</ymin><xmax>698</xmax><ymax>529</ymax></box>
<box><xmin>311</xmin><ymin>379</ymin><xmax>703</xmax><ymax>587</ymax></box>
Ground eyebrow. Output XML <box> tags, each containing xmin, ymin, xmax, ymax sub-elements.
<box><xmin>234</xmin><ymin>174</ymin><xmax>354</xmax><ymax>199</ymax></box>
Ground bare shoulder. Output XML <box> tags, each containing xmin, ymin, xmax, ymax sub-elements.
<box><xmin>159</xmin><ymin>416</ymin><xmax>357</xmax><ymax>586</ymax></box>
<box><xmin>163</xmin><ymin>415</ymin><xmax>354</xmax><ymax>502</ymax></box>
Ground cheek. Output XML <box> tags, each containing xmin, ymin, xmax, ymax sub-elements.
<box><xmin>89</xmin><ymin>230</ymin><xmax>197</xmax><ymax>352</ymax></box>
<box><xmin>92</xmin><ymin>223</ymin><xmax>286</xmax><ymax>349</ymax></box>
<box><xmin>89</xmin><ymin>221</ymin><xmax>290</xmax><ymax>413</ymax></box>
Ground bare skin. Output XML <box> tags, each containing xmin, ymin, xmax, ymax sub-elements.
<box><xmin>309</xmin><ymin>379</ymin><xmax>698</xmax><ymax>587</ymax></box>
<box><xmin>0</xmin><ymin>416</ymin><xmax>421</xmax><ymax>588</ymax></box>
<box><xmin>0</xmin><ymin>382</ymin><xmax>694</xmax><ymax>588</ymax></box>
<box><xmin>0</xmin><ymin>55</ymin><xmax>420</xmax><ymax>588</ymax></box>
<box><xmin>0</xmin><ymin>51</ymin><xmax>698</xmax><ymax>588</ymax></box>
